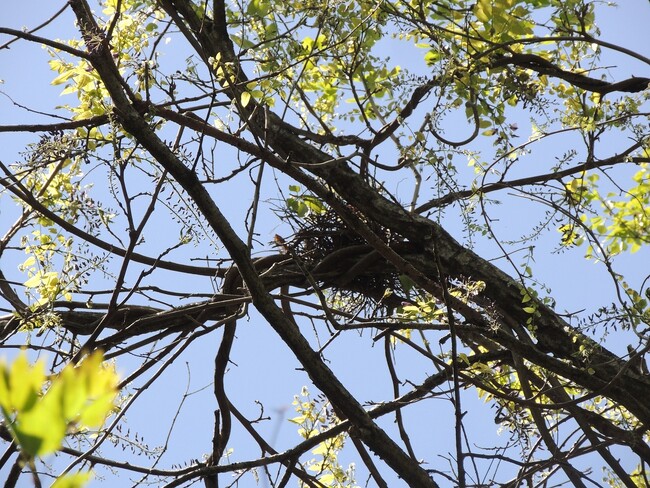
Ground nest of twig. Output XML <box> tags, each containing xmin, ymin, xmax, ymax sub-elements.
<box><xmin>284</xmin><ymin>207</ymin><xmax>406</xmax><ymax>309</ymax></box>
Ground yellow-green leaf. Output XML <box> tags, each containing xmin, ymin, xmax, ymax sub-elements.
<box><xmin>51</xmin><ymin>471</ymin><xmax>93</xmax><ymax>488</ymax></box>
<box><xmin>14</xmin><ymin>403</ymin><xmax>66</xmax><ymax>456</ymax></box>
<box><xmin>240</xmin><ymin>91</ymin><xmax>251</xmax><ymax>108</ymax></box>
<box><xmin>0</xmin><ymin>350</ymin><xmax>118</xmax><ymax>458</ymax></box>
<box><xmin>8</xmin><ymin>353</ymin><xmax>44</xmax><ymax>412</ymax></box>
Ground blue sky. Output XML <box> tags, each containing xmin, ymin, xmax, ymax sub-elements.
<box><xmin>1</xmin><ymin>1</ymin><xmax>650</xmax><ymax>486</ymax></box>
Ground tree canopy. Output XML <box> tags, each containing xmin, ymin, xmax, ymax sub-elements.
<box><xmin>1</xmin><ymin>1</ymin><xmax>650</xmax><ymax>487</ymax></box>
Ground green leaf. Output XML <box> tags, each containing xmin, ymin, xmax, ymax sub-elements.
<box><xmin>240</xmin><ymin>91</ymin><xmax>251</xmax><ymax>108</ymax></box>
<box><xmin>474</xmin><ymin>0</ymin><xmax>491</xmax><ymax>23</ymax></box>
<box><xmin>14</xmin><ymin>404</ymin><xmax>66</xmax><ymax>457</ymax></box>
<box><xmin>0</xmin><ymin>351</ymin><xmax>118</xmax><ymax>459</ymax></box>
<box><xmin>7</xmin><ymin>353</ymin><xmax>44</xmax><ymax>413</ymax></box>
<box><xmin>51</xmin><ymin>471</ymin><xmax>93</xmax><ymax>488</ymax></box>
<box><xmin>398</xmin><ymin>274</ymin><xmax>417</xmax><ymax>295</ymax></box>
<box><xmin>51</xmin><ymin>70</ymin><xmax>75</xmax><ymax>86</ymax></box>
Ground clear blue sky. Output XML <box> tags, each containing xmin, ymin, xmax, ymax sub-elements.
<box><xmin>1</xmin><ymin>2</ymin><xmax>650</xmax><ymax>486</ymax></box>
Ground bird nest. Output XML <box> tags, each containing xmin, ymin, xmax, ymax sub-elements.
<box><xmin>283</xmin><ymin>206</ymin><xmax>406</xmax><ymax>309</ymax></box>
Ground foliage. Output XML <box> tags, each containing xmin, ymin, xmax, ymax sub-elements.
<box><xmin>290</xmin><ymin>387</ymin><xmax>358</xmax><ymax>488</ymax></box>
<box><xmin>0</xmin><ymin>350</ymin><xmax>118</xmax><ymax>486</ymax></box>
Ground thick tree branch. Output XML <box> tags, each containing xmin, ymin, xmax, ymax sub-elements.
<box><xmin>152</xmin><ymin>0</ymin><xmax>650</xmax><ymax>433</ymax></box>
<box><xmin>66</xmin><ymin>1</ymin><xmax>441</xmax><ymax>485</ymax></box>
<box><xmin>491</xmin><ymin>53</ymin><xmax>650</xmax><ymax>95</ymax></box>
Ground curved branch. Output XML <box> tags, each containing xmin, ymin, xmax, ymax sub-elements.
<box><xmin>0</xmin><ymin>160</ymin><xmax>216</xmax><ymax>277</ymax></box>
<box><xmin>490</xmin><ymin>53</ymin><xmax>650</xmax><ymax>95</ymax></box>
<box><xmin>0</xmin><ymin>116</ymin><xmax>109</xmax><ymax>133</ymax></box>
<box><xmin>66</xmin><ymin>2</ymin><xmax>442</xmax><ymax>485</ymax></box>
<box><xmin>149</xmin><ymin>0</ymin><xmax>650</xmax><ymax>435</ymax></box>
<box><xmin>0</xmin><ymin>27</ymin><xmax>90</xmax><ymax>59</ymax></box>
<box><xmin>415</xmin><ymin>139</ymin><xmax>647</xmax><ymax>212</ymax></box>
